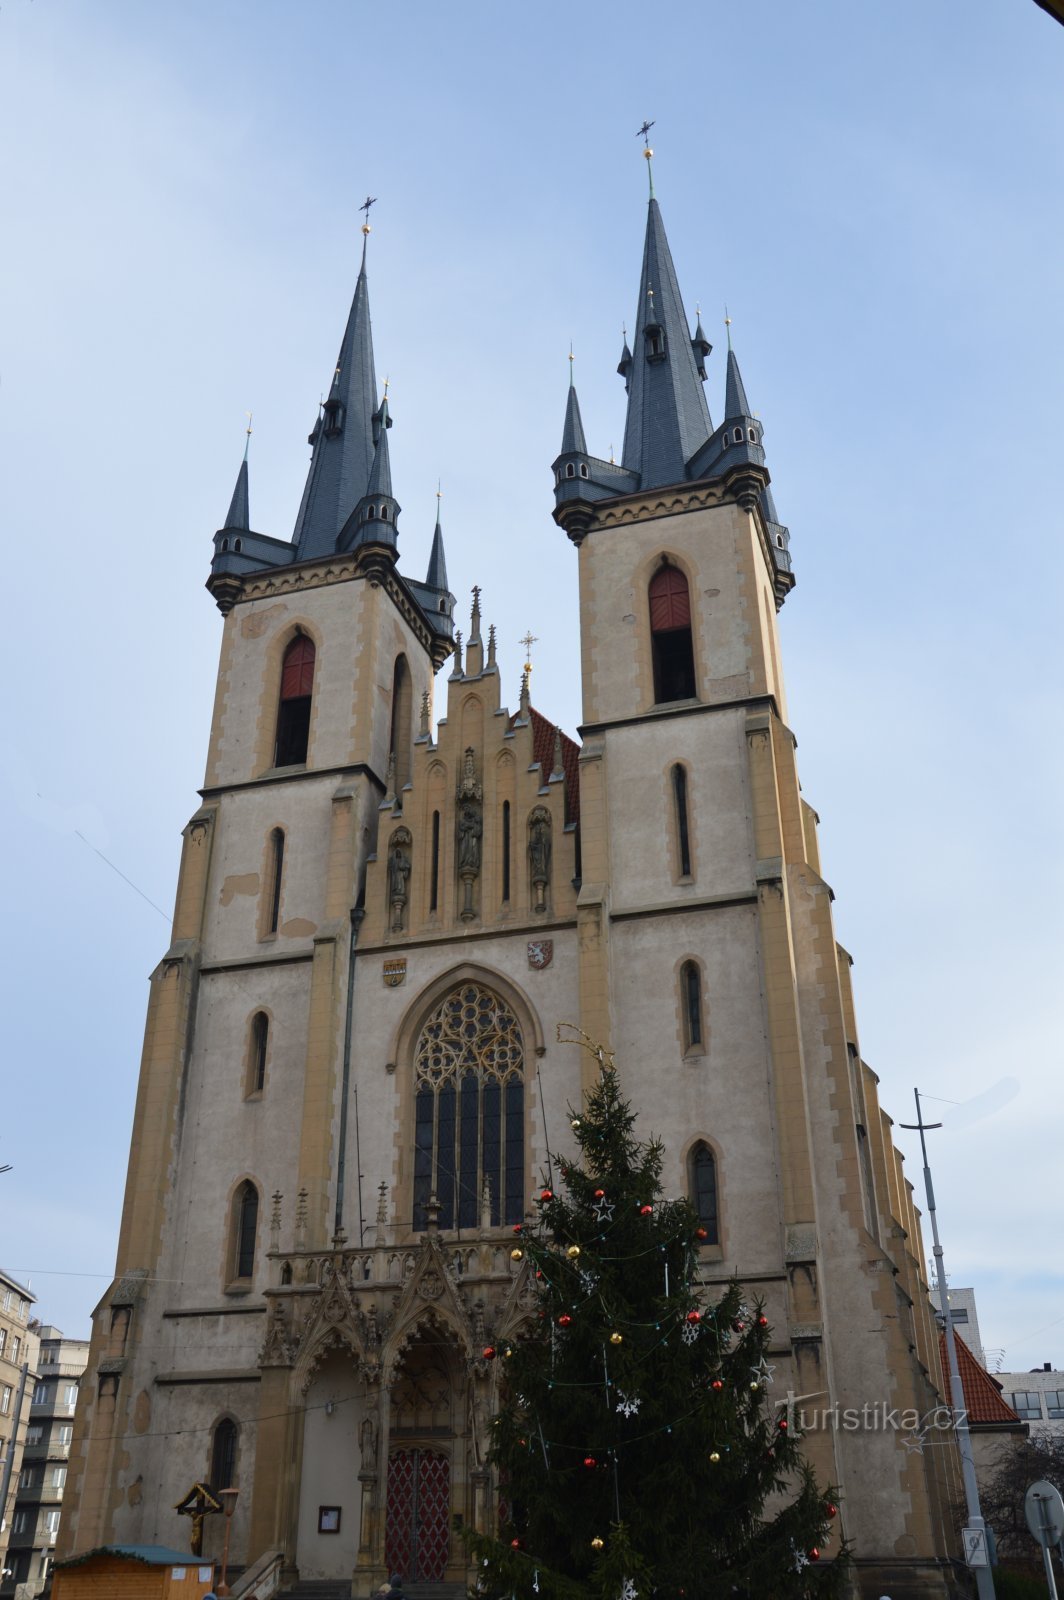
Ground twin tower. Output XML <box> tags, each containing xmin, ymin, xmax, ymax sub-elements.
<box><xmin>62</xmin><ymin>170</ymin><xmax>962</xmax><ymax>1600</ymax></box>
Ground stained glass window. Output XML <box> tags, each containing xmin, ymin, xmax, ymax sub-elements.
<box><xmin>413</xmin><ymin>984</ymin><xmax>525</xmax><ymax>1230</ymax></box>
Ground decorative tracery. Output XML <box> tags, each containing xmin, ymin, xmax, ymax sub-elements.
<box><xmin>412</xmin><ymin>984</ymin><xmax>525</xmax><ymax>1231</ymax></box>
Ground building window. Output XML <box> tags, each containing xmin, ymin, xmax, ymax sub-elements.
<box><xmin>19</xmin><ymin>1299</ymin><xmax>29</xmax><ymax>1321</ymax></box>
<box><xmin>62</xmin><ymin>1384</ymin><xmax>78</xmax><ymax>1408</ymax></box>
<box><xmin>565</xmin><ymin>463</ymin><xmax>575</xmax><ymax>479</ymax></box>
<box><xmin>247</xmin><ymin>1012</ymin><xmax>269</xmax><ymax>1096</ymax></box>
<box><xmin>672</xmin><ymin>764</ymin><xmax>692</xmax><ymax>878</ymax></box>
<box><xmin>11</xmin><ymin>1337</ymin><xmax>20</xmax><ymax>1364</ymax></box>
<box><xmin>264</xmin><ymin>828</ymin><xmax>285</xmax><ymax>936</ymax></box>
<box><xmin>0</xmin><ymin>1329</ymin><xmax>6</xmax><ymax>1357</ymax></box>
<box><xmin>579</xmin><ymin>463</ymin><xmax>589</xmax><ymax>479</ymax></box>
<box><xmin>50</xmin><ymin>1465</ymin><xmax>67</xmax><ymax>1489</ymax></box>
<box><xmin>12</xmin><ymin>1510</ymin><xmax>28</xmax><ymax>1536</ymax></box>
<box><xmin>0</xmin><ymin>1385</ymin><xmax>10</xmax><ymax>1414</ymax></box>
<box><xmin>58</xmin><ymin>1424</ymin><xmax>73</xmax><ymax>1446</ymax></box>
<box><xmin>32</xmin><ymin>1382</ymin><xmax>50</xmax><ymax>1405</ymax></box>
<box><xmin>274</xmin><ymin>634</ymin><xmax>315</xmax><ymax>766</ymax></box>
<box><xmin>649</xmin><ymin>564</ymin><xmax>696</xmax><ymax>702</ymax></box>
<box><xmin>26</xmin><ymin>1425</ymin><xmax>42</xmax><ymax>1446</ymax></box>
<box><xmin>689</xmin><ymin>1143</ymin><xmax>719</xmax><ymax>1244</ymax></box>
<box><xmin>19</xmin><ymin>1467</ymin><xmax>36</xmax><ymax>1490</ymax></box>
<box><xmin>412</xmin><ymin>984</ymin><xmax>525</xmax><ymax>1231</ymax></box>
<box><xmin>1045</xmin><ymin>1390</ymin><xmax>1064</xmax><ymax>1419</ymax></box>
<box><xmin>1011</xmin><ymin>1391</ymin><xmax>1043</xmax><ymax>1420</ymax></box>
<box><xmin>390</xmin><ymin>654</ymin><xmax>413</xmax><ymax>794</ymax></box>
<box><xmin>430</xmin><ymin>810</ymin><xmax>441</xmax><ymax>913</ymax></box>
<box><xmin>44</xmin><ymin>1510</ymin><xmax>60</xmax><ymax>1536</ymax></box>
<box><xmin>210</xmin><ymin>1416</ymin><xmax>238</xmax><ymax>1492</ymax></box>
<box><xmin>501</xmin><ymin>801</ymin><xmax>511</xmax><ymax>904</ymax></box>
<box><xmin>680</xmin><ymin>960</ymin><xmax>704</xmax><ymax>1053</ymax></box>
<box><xmin>230</xmin><ymin>1182</ymin><xmax>259</xmax><ymax>1283</ymax></box>
<box><xmin>645</xmin><ymin>323</ymin><xmax>665</xmax><ymax>361</ymax></box>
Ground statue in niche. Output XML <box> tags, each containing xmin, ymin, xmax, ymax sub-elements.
<box><xmin>388</xmin><ymin>826</ymin><xmax>412</xmax><ymax>933</ymax></box>
<box><xmin>359</xmin><ymin>1413</ymin><xmax>378</xmax><ymax>1470</ymax></box>
<box><xmin>528</xmin><ymin>805</ymin><xmax>552</xmax><ymax>912</ymax></box>
<box><xmin>456</xmin><ymin>746</ymin><xmax>484</xmax><ymax>921</ymax></box>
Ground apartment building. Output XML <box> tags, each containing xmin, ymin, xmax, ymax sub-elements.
<box><xmin>0</xmin><ymin>1272</ymin><xmax>38</xmax><ymax>1592</ymax></box>
<box><xmin>2</xmin><ymin>1329</ymin><xmax>87</xmax><ymax>1599</ymax></box>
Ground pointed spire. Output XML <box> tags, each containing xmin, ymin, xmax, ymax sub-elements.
<box><xmin>617</xmin><ymin>325</ymin><xmax>633</xmax><ymax>393</ymax></box>
<box><xmin>551</xmin><ymin>725</ymin><xmax>564</xmax><ymax>781</ymax></box>
<box><xmin>487</xmin><ymin>623</ymin><xmax>497</xmax><ymax>670</ymax></box>
<box><xmin>692</xmin><ymin>306</ymin><xmax>711</xmax><ymax>382</ymax></box>
<box><xmin>621</xmin><ymin>196</ymin><xmax>713</xmax><ymax>489</ymax></box>
<box><xmin>560</xmin><ymin>369</ymin><xmax>588</xmax><ymax>457</ymax></box>
<box><xmin>724</xmin><ymin>346</ymin><xmax>753</xmax><ymax>422</ymax></box>
<box><xmin>426</xmin><ymin>488</ymin><xmax>449</xmax><ymax>590</ymax></box>
<box><xmin>292</xmin><ymin>229</ymin><xmax>380</xmax><ymax>560</ymax></box>
<box><xmin>518</xmin><ymin>668</ymin><xmax>530</xmax><ymax>718</ymax></box>
<box><xmin>419</xmin><ymin>689</ymin><xmax>431</xmax><ymax>738</ymax></box>
<box><xmin>469</xmin><ymin>584</ymin><xmax>482</xmax><ymax>645</ymax></box>
<box><xmin>451</xmin><ymin>629</ymin><xmax>464</xmax><ymax>678</ymax></box>
<box><xmin>223</xmin><ymin>456</ymin><xmax>249</xmax><ymax>531</ymax></box>
<box><xmin>365</xmin><ymin>410</ymin><xmax>393</xmax><ymax>498</ymax></box>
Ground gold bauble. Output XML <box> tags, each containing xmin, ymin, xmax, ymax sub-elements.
<box><xmin>511</xmin><ymin>1248</ymin><xmax>524</xmax><ymax>1261</ymax></box>
<box><xmin>567</xmin><ymin>1245</ymin><xmax>581</xmax><ymax>1259</ymax></box>
<box><xmin>591</xmin><ymin>1537</ymin><xmax>604</xmax><ymax>1551</ymax></box>
<box><xmin>610</xmin><ymin>1332</ymin><xmax>623</xmax><ymax>1346</ymax></box>
<box><xmin>709</xmin><ymin>1451</ymin><xmax>721</xmax><ymax>1464</ymax></box>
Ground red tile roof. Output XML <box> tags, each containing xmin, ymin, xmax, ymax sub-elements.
<box><xmin>939</xmin><ymin>1331</ymin><xmax>1023</xmax><ymax>1425</ymax></box>
<box><xmin>508</xmin><ymin>706</ymin><xmax>580</xmax><ymax>824</ymax></box>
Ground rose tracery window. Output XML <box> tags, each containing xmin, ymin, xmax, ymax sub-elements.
<box><xmin>412</xmin><ymin>984</ymin><xmax>525</xmax><ymax>1231</ymax></box>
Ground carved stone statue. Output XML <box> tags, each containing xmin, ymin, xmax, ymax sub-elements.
<box><xmin>457</xmin><ymin>803</ymin><xmax>482</xmax><ymax>874</ymax></box>
<box><xmin>528</xmin><ymin>805</ymin><xmax>552</xmax><ymax>911</ymax></box>
<box><xmin>388</xmin><ymin>826</ymin><xmax>412</xmax><ymax>933</ymax></box>
<box><xmin>456</xmin><ymin>747</ymin><xmax>484</xmax><ymax>921</ymax></box>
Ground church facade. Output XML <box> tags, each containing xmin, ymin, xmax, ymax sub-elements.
<box><xmin>61</xmin><ymin>177</ymin><xmax>963</xmax><ymax>1598</ymax></box>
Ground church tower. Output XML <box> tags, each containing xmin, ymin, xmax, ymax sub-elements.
<box><xmin>62</xmin><ymin>173</ymin><xmax>962</xmax><ymax>1600</ymax></box>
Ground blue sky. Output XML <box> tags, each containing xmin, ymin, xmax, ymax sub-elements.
<box><xmin>2</xmin><ymin>0</ymin><xmax>1062</xmax><ymax>1373</ymax></box>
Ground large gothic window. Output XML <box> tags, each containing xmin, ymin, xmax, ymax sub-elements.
<box><xmin>274</xmin><ymin>634</ymin><xmax>315</xmax><ymax>766</ymax></box>
<box><xmin>649</xmin><ymin>564</ymin><xmax>696</xmax><ymax>702</ymax></box>
<box><xmin>412</xmin><ymin>984</ymin><xmax>525</xmax><ymax>1231</ymax></box>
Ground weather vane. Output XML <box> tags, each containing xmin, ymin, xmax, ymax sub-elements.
<box><xmin>360</xmin><ymin>194</ymin><xmax>377</xmax><ymax>236</ymax></box>
<box><xmin>637</xmin><ymin>120</ymin><xmax>656</xmax><ymax>196</ymax></box>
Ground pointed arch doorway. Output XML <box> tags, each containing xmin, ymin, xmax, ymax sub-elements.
<box><xmin>383</xmin><ymin>1338</ymin><xmax>457</xmax><ymax>1583</ymax></box>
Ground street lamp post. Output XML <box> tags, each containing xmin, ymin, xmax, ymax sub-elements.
<box><xmin>901</xmin><ymin>1089</ymin><xmax>995</xmax><ymax>1600</ymax></box>
<box><xmin>214</xmin><ymin>1488</ymin><xmax>239</xmax><ymax>1598</ymax></box>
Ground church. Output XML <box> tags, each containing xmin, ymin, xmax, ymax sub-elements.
<box><xmin>60</xmin><ymin>158</ymin><xmax>963</xmax><ymax>1598</ymax></box>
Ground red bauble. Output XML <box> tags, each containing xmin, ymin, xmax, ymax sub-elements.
<box><xmin>732</xmin><ymin>1320</ymin><xmax>745</xmax><ymax>1332</ymax></box>
<box><xmin>825</xmin><ymin>1503</ymin><xmax>838</xmax><ymax>1519</ymax></box>
<box><xmin>686</xmin><ymin>1310</ymin><xmax>701</xmax><ymax>1324</ymax></box>
<box><xmin>583</xmin><ymin>1456</ymin><xmax>596</xmax><ymax>1468</ymax></box>
<box><xmin>510</xmin><ymin>1539</ymin><xmax>522</xmax><ymax>1550</ymax></box>
<box><xmin>536</xmin><ymin>1269</ymin><xmax>543</xmax><ymax>1279</ymax></box>
<box><xmin>757</xmin><ymin>1315</ymin><xmax>768</xmax><ymax>1327</ymax></box>
<box><xmin>809</xmin><ymin>1549</ymin><xmax>820</xmax><ymax>1562</ymax></box>
<box><xmin>639</xmin><ymin>1204</ymin><xmax>653</xmax><ymax>1215</ymax></box>
<box><xmin>539</xmin><ymin>1188</ymin><xmax>553</xmax><ymax>1202</ymax></box>
<box><xmin>558</xmin><ymin>1314</ymin><xmax>572</xmax><ymax>1328</ymax></box>
<box><xmin>594</xmin><ymin>1188</ymin><xmax>605</xmax><ymax>1198</ymax></box>
<box><xmin>710</xmin><ymin>1379</ymin><xmax>724</xmax><ymax>1391</ymax></box>
<box><xmin>695</xmin><ymin>1227</ymin><xmax>708</xmax><ymax>1241</ymax></box>
<box><xmin>513</xmin><ymin>1223</ymin><xmax>523</xmax><ymax>1235</ymax></box>
<box><xmin>777</xmin><ymin>1418</ymin><xmax>788</xmax><ymax>1431</ymax></box>
<box><xmin>519</xmin><ymin>1438</ymin><xmax>527</xmax><ymax>1447</ymax></box>
<box><xmin>482</xmin><ymin>1345</ymin><xmax>497</xmax><ymax>1359</ymax></box>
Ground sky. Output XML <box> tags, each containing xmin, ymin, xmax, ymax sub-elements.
<box><xmin>1</xmin><ymin>0</ymin><xmax>1062</xmax><ymax>1376</ymax></box>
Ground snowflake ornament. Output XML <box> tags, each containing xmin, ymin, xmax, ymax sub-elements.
<box><xmin>790</xmin><ymin>1543</ymin><xmax>810</xmax><ymax>1573</ymax></box>
<box><xmin>579</xmin><ymin>1268</ymin><xmax>600</xmax><ymax>1294</ymax></box>
<box><xmin>620</xmin><ymin>1580</ymin><xmax>638</xmax><ymax>1600</ymax></box>
<box><xmin>532</xmin><ymin>1572</ymin><xmax>540</xmax><ymax>1594</ymax></box>
<box><xmin>615</xmin><ymin>1391</ymin><xmax>641</xmax><ymax>1418</ymax></box>
<box><xmin>680</xmin><ymin>1318</ymin><xmax>701</xmax><ymax>1346</ymax></box>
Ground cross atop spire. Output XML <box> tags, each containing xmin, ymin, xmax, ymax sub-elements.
<box><xmin>637</xmin><ymin>119</ymin><xmax>656</xmax><ymax>199</ymax></box>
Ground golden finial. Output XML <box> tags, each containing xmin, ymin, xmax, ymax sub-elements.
<box><xmin>519</xmin><ymin>630</ymin><xmax>539</xmax><ymax>675</ymax></box>
<box><xmin>243</xmin><ymin>410</ymin><xmax>253</xmax><ymax>460</ymax></box>
<box><xmin>383</xmin><ymin>374</ymin><xmax>390</xmax><ymax>399</ymax></box>
<box><xmin>436</xmin><ymin>479</ymin><xmax>442</xmax><ymax>504</ymax></box>
<box><xmin>609</xmin><ymin>442</ymin><xmax>615</xmax><ymax>464</ymax></box>
<box><xmin>360</xmin><ymin>194</ymin><xmax>377</xmax><ymax>236</ymax></box>
<box><xmin>724</xmin><ymin>304</ymin><xmax>732</xmax><ymax>351</ymax></box>
<box><xmin>637</xmin><ymin>120</ymin><xmax>656</xmax><ymax>197</ymax></box>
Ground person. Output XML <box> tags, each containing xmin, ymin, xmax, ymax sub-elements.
<box><xmin>386</xmin><ymin>1574</ymin><xmax>405</xmax><ymax>1600</ymax></box>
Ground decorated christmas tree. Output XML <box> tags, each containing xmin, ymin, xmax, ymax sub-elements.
<box><xmin>466</xmin><ymin>1054</ymin><xmax>846</xmax><ymax>1600</ymax></box>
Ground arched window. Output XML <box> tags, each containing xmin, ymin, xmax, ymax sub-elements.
<box><xmin>501</xmin><ymin>800</ymin><xmax>511</xmax><ymax>904</ymax></box>
<box><xmin>412</xmin><ymin>984</ymin><xmax>524</xmax><ymax>1232</ymax></box>
<box><xmin>274</xmin><ymin>635</ymin><xmax>315</xmax><ymax>767</ymax></box>
<box><xmin>565</xmin><ymin>462</ymin><xmax>575</xmax><ymax>479</ymax></box>
<box><xmin>209</xmin><ymin>1417</ymin><xmax>238</xmax><ymax>1492</ymax></box>
<box><xmin>733</xmin><ymin>426</ymin><xmax>743</xmax><ymax>443</ymax></box>
<box><xmin>246</xmin><ymin>1012</ymin><xmax>269</xmax><ymax>1096</ymax></box>
<box><xmin>230</xmin><ymin>1182</ymin><xmax>259</xmax><ymax>1282</ymax></box>
<box><xmin>680</xmin><ymin>960</ymin><xmax>704</xmax><ymax>1053</ymax></box>
<box><xmin>390</xmin><ymin>655</ymin><xmax>413</xmax><ymax>795</ymax></box>
<box><xmin>672</xmin><ymin>764</ymin><xmax>692</xmax><ymax>879</ymax></box>
<box><xmin>689</xmin><ymin>1143</ymin><xmax>719</xmax><ymax>1244</ymax></box>
<box><xmin>649</xmin><ymin>564</ymin><xmax>696</xmax><ymax>702</ymax></box>
<box><xmin>264</xmin><ymin>828</ymin><xmax>285</xmax><ymax>936</ymax></box>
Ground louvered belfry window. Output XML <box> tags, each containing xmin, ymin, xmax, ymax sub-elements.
<box><xmin>412</xmin><ymin>984</ymin><xmax>524</xmax><ymax>1231</ymax></box>
<box><xmin>649</xmin><ymin>565</ymin><xmax>696</xmax><ymax>702</ymax></box>
<box><xmin>275</xmin><ymin>635</ymin><xmax>315</xmax><ymax>766</ymax></box>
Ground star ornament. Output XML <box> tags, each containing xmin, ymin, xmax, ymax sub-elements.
<box><xmin>902</xmin><ymin>1429</ymin><xmax>928</xmax><ymax>1455</ymax></box>
<box><xmin>592</xmin><ymin>1197</ymin><xmax>615</xmax><ymax>1224</ymax></box>
<box><xmin>750</xmin><ymin>1356</ymin><xmax>776</xmax><ymax>1386</ymax></box>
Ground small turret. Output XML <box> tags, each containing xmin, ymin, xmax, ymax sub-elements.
<box><xmin>340</xmin><ymin>394</ymin><xmax>400</xmax><ymax>582</ymax></box>
<box><xmin>224</xmin><ymin>454</ymin><xmax>250</xmax><ymax>533</ymax></box>
<box><xmin>691</xmin><ymin>310</ymin><xmax>711</xmax><ymax>382</ymax></box>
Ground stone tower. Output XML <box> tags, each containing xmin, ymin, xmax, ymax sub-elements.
<box><xmin>61</xmin><ymin>183</ymin><xmax>962</xmax><ymax>1600</ymax></box>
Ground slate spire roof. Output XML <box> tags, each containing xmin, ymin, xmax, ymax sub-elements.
<box><xmin>292</xmin><ymin>234</ymin><xmax>379</xmax><ymax>561</ymax></box>
<box><xmin>621</xmin><ymin>198</ymin><xmax>713</xmax><ymax>489</ymax></box>
<box><xmin>223</xmin><ymin>454</ymin><xmax>250</xmax><ymax>531</ymax></box>
<box><xmin>724</xmin><ymin>346</ymin><xmax>753</xmax><ymax>422</ymax></box>
<box><xmin>560</xmin><ymin>364</ymin><xmax>588</xmax><ymax>456</ymax></box>
<box><xmin>426</xmin><ymin>508</ymin><xmax>449</xmax><ymax>591</ymax></box>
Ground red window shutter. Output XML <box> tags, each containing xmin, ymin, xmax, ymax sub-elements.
<box><xmin>280</xmin><ymin>636</ymin><xmax>315</xmax><ymax>700</ymax></box>
<box><xmin>649</xmin><ymin>566</ymin><xmax>691</xmax><ymax>632</ymax></box>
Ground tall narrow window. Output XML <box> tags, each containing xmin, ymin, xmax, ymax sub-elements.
<box><xmin>412</xmin><ymin>984</ymin><xmax>524</xmax><ymax>1232</ymax></box>
<box><xmin>680</xmin><ymin>960</ymin><xmax>703</xmax><ymax>1052</ymax></box>
<box><xmin>672</xmin><ymin>764</ymin><xmax>692</xmax><ymax>877</ymax></box>
<box><xmin>430</xmin><ymin>811</ymin><xmax>441</xmax><ymax>913</ymax></box>
<box><xmin>501</xmin><ymin>801</ymin><xmax>511</xmax><ymax>903</ymax></box>
<box><xmin>390</xmin><ymin>655</ymin><xmax>413</xmax><ymax>794</ymax></box>
<box><xmin>649</xmin><ymin>564</ymin><xmax>696</xmax><ymax>702</ymax></box>
<box><xmin>265</xmin><ymin>829</ymin><xmax>285</xmax><ymax>935</ymax></box>
<box><xmin>274</xmin><ymin>634</ymin><xmax>315</xmax><ymax>766</ymax></box>
<box><xmin>690</xmin><ymin>1143</ymin><xmax>719</xmax><ymax>1244</ymax></box>
<box><xmin>210</xmin><ymin>1417</ymin><xmax>238</xmax><ymax>1492</ymax></box>
<box><xmin>248</xmin><ymin>1012</ymin><xmax>269</xmax><ymax>1095</ymax></box>
<box><xmin>232</xmin><ymin>1182</ymin><xmax>259</xmax><ymax>1281</ymax></box>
